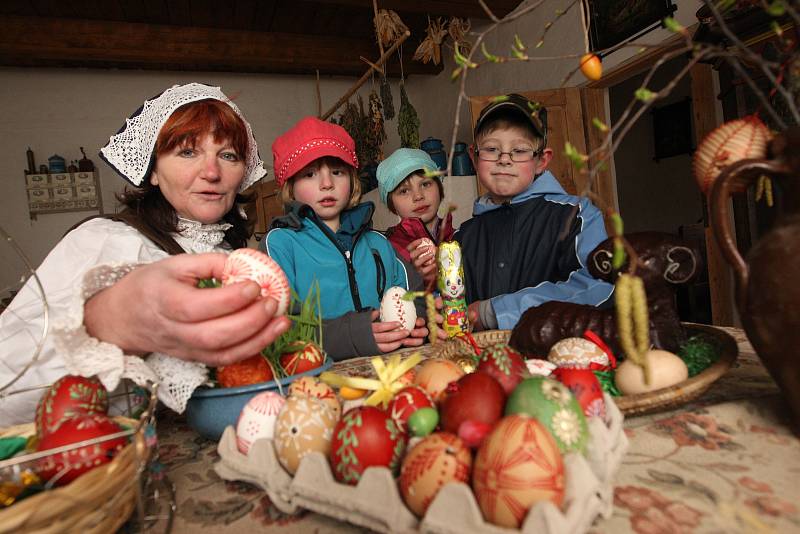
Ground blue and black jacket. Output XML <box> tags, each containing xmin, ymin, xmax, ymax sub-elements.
<box><xmin>455</xmin><ymin>171</ymin><xmax>614</xmax><ymax>330</ymax></box>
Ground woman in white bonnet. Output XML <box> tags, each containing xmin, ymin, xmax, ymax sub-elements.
<box><xmin>0</xmin><ymin>83</ymin><xmax>289</xmax><ymax>424</ymax></box>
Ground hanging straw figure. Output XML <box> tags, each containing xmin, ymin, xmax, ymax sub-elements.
<box><xmin>438</xmin><ymin>241</ymin><xmax>469</xmax><ymax>337</ymax></box>
<box><xmin>447</xmin><ymin>17</ymin><xmax>472</xmax><ymax>55</ymax></box>
<box><xmin>374</xmin><ymin>9</ymin><xmax>408</xmax><ymax>50</ymax></box>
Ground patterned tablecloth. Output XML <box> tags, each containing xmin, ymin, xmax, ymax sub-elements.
<box><xmin>155</xmin><ymin>327</ymin><xmax>800</xmax><ymax>534</ymax></box>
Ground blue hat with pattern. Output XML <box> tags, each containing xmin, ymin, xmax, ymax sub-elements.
<box><xmin>377</xmin><ymin>148</ymin><xmax>438</xmax><ymax>205</ymax></box>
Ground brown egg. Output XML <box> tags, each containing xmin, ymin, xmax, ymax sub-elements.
<box><xmin>399</xmin><ymin>433</ymin><xmax>472</xmax><ymax>517</ymax></box>
<box><xmin>547</xmin><ymin>337</ymin><xmax>609</xmax><ymax>369</ymax></box>
<box><xmin>288</xmin><ymin>376</ymin><xmax>341</xmax><ymax>419</ymax></box>
<box><xmin>414</xmin><ymin>359</ymin><xmax>465</xmax><ymax>402</ymax></box>
<box><xmin>273</xmin><ymin>395</ymin><xmax>337</xmax><ymax>474</ymax></box>
<box><xmin>614</xmin><ymin>350</ymin><xmax>689</xmax><ymax>395</ymax></box>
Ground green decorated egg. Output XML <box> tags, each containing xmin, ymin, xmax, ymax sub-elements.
<box><xmin>505</xmin><ymin>376</ymin><xmax>589</xmax><ymax>454</ymax></box>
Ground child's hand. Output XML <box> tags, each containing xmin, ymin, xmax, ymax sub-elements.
<box><xmin>407</xmin><ymin>238</ymin><xmax>437</xmax><ymax>285</ymax></box>
<box><xmin>370</xmin><ymin>310</ymin><xmax>411</xmax><ymax>353</ymax></box>
<box><xmin>468</xmin><ymin>301</ymin><xmax>485</xmax><ymax>332</ymax></box>
<box><xmin>401</xmin><ymin>317</ymin><xmax>429</xmax><ymax>347</ymax></box>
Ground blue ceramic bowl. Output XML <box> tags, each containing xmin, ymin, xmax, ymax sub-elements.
<box><xmin>186</xmin><ymin>357</ymin><xmax>334</xmax><ymax>440</ymax></box>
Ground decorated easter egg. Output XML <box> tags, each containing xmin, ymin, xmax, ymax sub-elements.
<box><xmin>614</xmin><ymin>350</ymin><xmax>689</xmax><ymax>395</ymax></box>
<box><xmin>379</xmin><ymin>286</ymin><xmax>417</xmax><ymax>331</ymax></box>
<box><xmin>35</xmin><ymin>375</ymin><xmax>109</xmax><ymax>437</ymax></box>
<box><xmin>388</xmin><ymin>386</ymin><xmax>434</xmax><ymax>432</ymax></box>
<box><xmin>289</xmin><ymin>376</ymin><xmax>341</xmax><ymax>419</ymax></box>
<box><xmin>476</xmin><ymin>343</ymin><xmax>527</xmax><ymax>394</ymax></box>
<box><xmin>330</xmin><ymin>406</ymin><xmax>406</xmax><ymax>485</ymax></box>
<box><xmin>235</xmin><ymin>392</ymin><xmax>285</xmax><ymax>455</ymax></box>
<box><xmin>415</xmin><ymin>238</ymin><xmax>435</xmax><ymax>260</ymax></box>
<box><xmin>36</xmin><ymin>414</ymin><xmax>127</xmax><ymax>486</ymax></box>
<box><xmin>222</xmin><ymin>248</ymin><xmax>290</xmax><ymax>315</ymax></box>
<box><xmin>552</xmin><ymin>368</ymin><xmax>606</xmax><ymax>419</ymax></box>
<box><xmin>525</xmin><ymin>358</ymin><xmax>557</xmax><ymax>377</ymax></box>
<box><xmin>693</xmin><ymin>116</ymin><xmax>770</xmax><ymax>194</ymax></box>
<box><xmin>414</xmin><ymin>359</ymin><xmax>465</xmax><ymax>402</ymax></box>
<box><xmin>274</xmin><ymin>395</ymin><xmax>337</xmax><ymax>474</ymax></box>
<box><xmin>399</xmin><ymin>432</ymin><xmax>472</xmax><ymax>517</ymax></box>
<box><xmin>280</xmin><ymin>341</ymin><xmax>325</xmax><ymax>375</ymax></box>
<box><xmin>547</xmin><ymin>337</ymin><xmax>609</xmax><ymax>369</ymax></box>
<box><xmin>473</xmin><ymin>415</ymin><xmax>565</xmax><ymax>528</ymax></box>
<box><xmin>506</xmin><ymin>377</ymin><xmax>589</xmax><ymax>454</ymax></box>
<box><xmin>217</xmin><ymin>355</ymin><xmax>274</xmax><ymax>388</ymax></box>
<box><xmin>440</xmin><ymin>372</ymin><xmax>505</xmax><ymax>435</ymax></box>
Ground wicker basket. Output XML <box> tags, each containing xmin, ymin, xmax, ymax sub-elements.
<box><xmin>0</xmin><ymin>415</ymin><xmax>153</xmax><ymax>533</ymax></box>
<box><xmin>428</xmin><ymin>326</ymin><xmax>738</xmax><ymax>417</ymax></box>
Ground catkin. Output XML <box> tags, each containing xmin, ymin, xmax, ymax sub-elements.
<box><xmin>616</xmin><ymin>274</ymin><xmax>651</xmax><ymax>384</ymax></box>
<box><xmin>426</xmin><ymin>293</ymin><xmax>438</xmax><ymax>345</ymax></box>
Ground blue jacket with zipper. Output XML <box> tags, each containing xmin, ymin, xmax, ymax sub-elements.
<box><xmin>455</xmin><ymin>171</ymin><xmax>614</xmax><ymax>330</ymax></box>
<box><xmin>261</xmin><ymin>201</ymin><xmax>409</xmax><ymax>321</ymax></box>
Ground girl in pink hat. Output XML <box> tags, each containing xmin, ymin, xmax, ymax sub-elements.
<box><xmin>259</xmin><ymin>117</ymin><xmax>429</xmax><ymax>359</ymax></box>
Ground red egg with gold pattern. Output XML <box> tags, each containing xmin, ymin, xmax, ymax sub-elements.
<box><xmin>330</xmin><ymin>406</ymin><xmax>407</xmax><ymax>485</ymax></box>
<box><xmin>35</xmin><ymin>375</ymin><xmax>109</xmax><ymax>438</ymax></box>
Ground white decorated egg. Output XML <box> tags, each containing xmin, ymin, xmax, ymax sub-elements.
<box><xmin>235</xmin><ymin>391</ymin><xmax>285</xmax><ymax>455</ymax></box>
<box><xmin>379</xmin><ymin>286</ymin><xmax>417</xmax><ymax>331</ymax></box>
<box><xmin>548</xmin><ymin>337</ymin><xmax>609</xmax><ymax>369</ymax></box>
<box><xmin>222</xmin><ymin>249</ymin><xmax>291</xmax><ymax>315</ymax></box>
<box><xmin>614</xmin><ymin>350</ymin><xmax>689</xmax><ymax>395</ymax></box>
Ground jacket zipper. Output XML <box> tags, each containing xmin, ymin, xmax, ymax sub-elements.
<box><xmin>309</xmin><ymin>218</ymin><xmax>370</xmax><ymax>312</ymax></box>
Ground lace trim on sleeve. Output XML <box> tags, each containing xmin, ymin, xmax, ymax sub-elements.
<box><xmin>145</xmin><ymin>353</ymin><xmax>209</xmax><ymax>413</ymax></box>
<box><xmin>52</xmin><ymin>263</ymin><xmax>159</xmax><ymax>393</ymax></box>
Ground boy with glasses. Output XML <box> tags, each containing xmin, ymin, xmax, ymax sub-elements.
<box><xmin>455</xmin><ymin>94</ymin><xmax>614</xmax><ymax>332</ymax></box>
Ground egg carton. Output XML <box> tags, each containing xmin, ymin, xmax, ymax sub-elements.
<box><xmin>215</xmin><ymin>393</ymin><xmax>628</xmax><ymax>534</ymax></box>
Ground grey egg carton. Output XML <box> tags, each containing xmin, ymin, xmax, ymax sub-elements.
<box><xmin>215</xmin><ymin>393</ymin><xmax>628</xmax><ymax>533</ymax></box>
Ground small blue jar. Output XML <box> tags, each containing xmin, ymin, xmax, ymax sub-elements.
<box><xmin>420</xmin><ymin>137</ymin><xmax>447</xmax><ymax>171</ymax></box>
<box><xmin>48</xmin><ymin>154</ymin><xmax>66</xmax><ymax>173</ymax></box>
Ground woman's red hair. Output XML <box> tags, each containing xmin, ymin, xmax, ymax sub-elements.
<box><xmin>155</xmin><ymin>99</ymin><xmax>248</xmax><ymax>159</ymax></box>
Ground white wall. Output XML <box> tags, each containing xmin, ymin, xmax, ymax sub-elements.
<box><xmin>0</xmin><ymin>68</ymin><xmax>404</xmax><ymax>291</ymax></box>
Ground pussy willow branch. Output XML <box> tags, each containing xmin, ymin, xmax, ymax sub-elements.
<box><xmin>705</xmin><ymin>0</ymin><xmax>800</xmax><ymax>124</ymax></box>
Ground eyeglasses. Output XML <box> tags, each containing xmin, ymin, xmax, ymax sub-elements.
<box><xmin>475</xmin><ymin>147</ymin><xmax>541</xmax><ymax>162</ymax></box>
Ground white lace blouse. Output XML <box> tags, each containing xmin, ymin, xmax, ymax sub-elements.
<box><xmin>0</xmin><ymin>217</ymin><xmax>233</xmax><ymax>425</ymax></box>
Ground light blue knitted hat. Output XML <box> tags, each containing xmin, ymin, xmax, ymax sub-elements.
<box><xmin>376</xmin><ymin>148</ymin><xmax>438</xmax><ymax>205</ymax></box>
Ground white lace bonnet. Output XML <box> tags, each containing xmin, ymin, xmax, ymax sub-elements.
<box><xmin>100</xmin><ymin>83</ymin><xmax>266</xmax><ymax>192</ymax></box>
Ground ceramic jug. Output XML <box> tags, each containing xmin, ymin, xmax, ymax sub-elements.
<box><xmin>420</xmin><ymin>137</ymin><xmax>447</xmax><ymax>171</ymax></box>
<box><xmin>710</xmin><ymin>127</ymin><xmax>800</xmax><ymax>432</ymax></box>
<box><xmin>452</xmin><ymin>142</ymin><xmax>475</xmax><ymax>176</ymax></box>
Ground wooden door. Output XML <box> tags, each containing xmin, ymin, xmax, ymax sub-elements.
<box><xmin>253</xmin><ymin>179</ymin><xmax>284</xmax><ymax>235</ymax></box>
<box><xmin>469</xmin><ymin>88</ymin><xmax>617</xmax><ymax>224</ymax></box>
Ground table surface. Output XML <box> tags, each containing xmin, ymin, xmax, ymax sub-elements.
<box><xmin>156</xmin><ymin>327</ymin><xmax>800</xmax><ymax>534</ymax></box>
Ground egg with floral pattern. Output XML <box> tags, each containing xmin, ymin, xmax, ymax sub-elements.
<box><xmin>399</xmin><ymin>432</ymin><xmax>472</xmax><ymax>517</ymax></box>
<box><xmin>547</xmin><ymin>337</ymin><xmax>610</xmax><ymax>370</ymax></box>
<box><xmin>330</xmin><ymin>406</ymin><xmax>407</xmax><ymax>485</ymax></box>
<box><xmin>235</xmin><ymin>392</ymin><xmax>285</xmax><ymax>455</ymax></box>
<box><xmin>379</xmin><ymin>286</ymin><xmax>417</xmax><ymax>331</ymax></box>
<box><xmin>388</xmin><ymin>386</ymin><xmax>434</xmax><ymax>432</ymax></box>
<box><xmin>476</xmin><ymin>343</ymin><xmax>527</xmax><ymax>394</ymax></box>
<box><xmin>552</xmin><ymin>368</ymin><xmax>606</xmax><ymax>419</ymax></box>
<box><xmin>273</xmin><ymin>395</ymin><xmax>337</xmax><ymax>474</ymax></box>
<box><xmin>473</xmin><ymin>415</ymin><xmax>564</xmax><ymax>528</ymax></box>
<box><xmin>288</xmin><ymin>376</ymin><xmax>341</xmax><ymax>419</ymax></box>
<box><xmin>505</xmin><ymin>377</ymin><xmax>589</xmax><ymax>454</ymax></box>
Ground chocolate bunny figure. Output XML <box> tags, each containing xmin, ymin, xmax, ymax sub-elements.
<box><xmin>438</xmin><ymin>241</ymin><xmax>469</xmax><ymax>337</ymax></box>
<box><xmin>509</xmin><ymin>232</ymin><xmax>701</xmax><ymax>357</ymax></box>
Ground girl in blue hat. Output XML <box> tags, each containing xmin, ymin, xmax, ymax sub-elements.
<box><xmin>377</xmin><ymin>148</ymin><xmax>454</xmax><ymax>287</ymax></box>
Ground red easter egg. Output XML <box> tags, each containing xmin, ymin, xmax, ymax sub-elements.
<box><xmin>36</xmin><ymin>414</ymin><xmax>127</xmax><ymax>486</ymax></box>
<box><xmin>552</xmin><ymin>368</ymin><xmax>606</xmax><ymax>419</ymax></box>
<box><xmin>473</xmin><ymin>415</ymin><xmax>565</xmax><ymax>528</ymax></box>
<box><xmin>280</xmin><ymin>341</ymin><xmax>325</xmax><ymax>376</ymax></box>
<box><xmin>476</xmin><ymin>343</ymin><xmax>527</xmax><ymax>395</ymax></box>
<box><xmin>330</xmin><ymin>406</ymin><xmax>407</xmax><ymax>485</ymax></box>
<box><xmin>388</xmin><ymin>386</ymin><xmax>434</xmax><ymax>432</ymax></box>
<box><xmin>440</xmin><ymin>372</ymin><xmax>505</xmax><ymax>435</ymax></box>
<box><xmin>35</xmin><ymin>375</ymin><xmax>109</xmax><ymax>437</ymax></box>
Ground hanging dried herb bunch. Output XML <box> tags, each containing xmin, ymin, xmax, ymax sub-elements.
<box><xmin>368</xmin><ymin>90</ymin><xmax>387</xmax><ymax>162</ymax></box>
<box><xmin>374</xmin><ymin>9</ymin><xmax>408</xmax><ymax>50</ymax></box>
<box><xmin>414</xmin><ymin>17</ymin><xmax>448</xmax><ymax>65</ymax></box>
<box><xmin>380</xmin><ymin>74</ymin><xmax>395</xmax><ymax>120</ymax></box>
<box><xmin>398</xmin><ymin>82</ymin><xmax>420</xmax><ymax>148</ymax></box>
<box><xmin>336</xmin><ymin>98</ymin><xmax>369</xmax><ymax>169</ymax></box>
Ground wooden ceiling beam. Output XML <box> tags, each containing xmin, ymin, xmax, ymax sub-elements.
<box><xmin>309</xmin><ymin>0</ymin><xmax>521</xmax><ymax>19</ymax></box>
<box><xmin>0</xmin><ymin>15</ymin><xmax>441</xmax><ymax>76</ymax></box>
